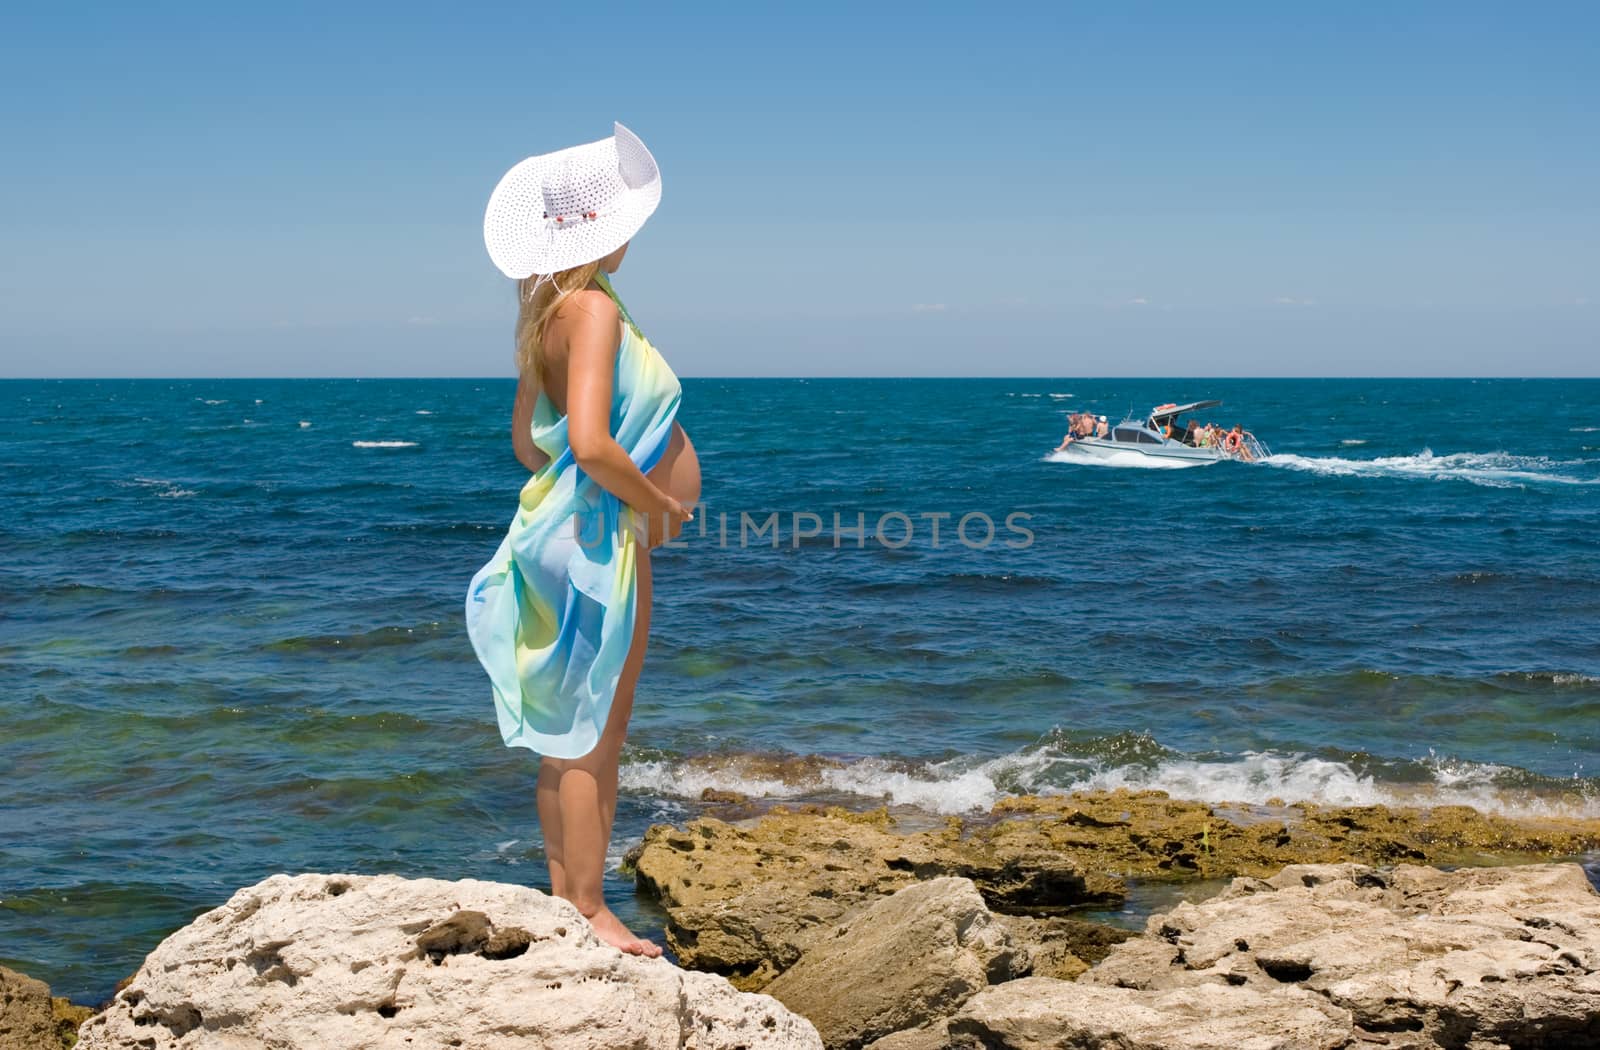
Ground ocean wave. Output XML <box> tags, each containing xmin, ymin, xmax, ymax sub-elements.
<box><xmin>260</xmin><ymin>621</ymin><xmax>451</xmax><ymax>653</ymax></box>
<box><xmin>619</xmin><ymin>734</ymin><xmax>1600</xmax><ymax>819</ymax></box>
<box><xmin>1265</xmin><ymin>449</ymin><xmax>1599</xmax><ymax>489</ymax></box>
<box><xmin>352</xmin><ymin>440</ymin><xmax>420</xmax><ymax>448</ymax></box>
<box><xmin>1571</xmin><ymin>427</ymin><xmax>1600</xmax><ymax>433</ymax></box>
<box><xmin>115</xmin><ymin>476</ymin><xmax>197</xmax><ymax>498</ymax></box>
<box><xmin>1339</xmin><ymin>439</ymin><xmax>1368</xmax><ymax>446</ymax></box>
<box><xmin>1499</xmin><ymin>670</ymin><xmax>1600</xmax><ymax>687</ymax></box>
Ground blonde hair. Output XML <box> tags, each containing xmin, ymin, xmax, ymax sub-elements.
<box><xmin>514</xmin><ymin>260</ymin><xmax>602</xmax><ymax>381</ymax></box>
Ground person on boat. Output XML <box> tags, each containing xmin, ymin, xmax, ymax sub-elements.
<box><xmin>1054</xmin><ymin>413</ymin><xmax>1082</xmax><ymax>451</ymax></box>
<box><xmin>1095</xmin><ymin>415</ymin><xmax>1109</xmax><ymax>438</ymax></box>
<box><xmin>1055</xmin><ymin>413</ymin><xmax>1095</xmax><ymax>451</ymax></box>
<box><xmin>1224</xmin><ymin>424</ymin><xmax>1256</xmax><ymax>462</ymax></box>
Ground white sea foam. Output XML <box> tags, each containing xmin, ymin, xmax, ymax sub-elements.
<box><xmin>620</xmin><ymin>745</ymin><xmax>1600</xmax><ymax>819</ymax></box>
<box><xmin>299</xmin><ymin>421</ymin><xmax>312</xmax><ymax>428</ymax></box>
<box><xmin>1340</xmin><ymin>439</ymin><xmax>1368</xmax><ymax>446</ymax></box>
<box><xmin>1048</xmin><ymin>393</ymin><xmax>1075</xmax><ymax>400</ymax></box>
<box><xmin>116</xmin><ymin>476</ymin><xmax>197</xmax><ymax>498</ymax></box>
<box><xmin>620</xmin><ymin>760</ymin><xmax>806</xmax><ymax>804</ymax></box>
<box><xmin>197</xmin><ymin>398</ymin><xmax>227</xmax><ymax>405</ymax></box>
<box><xmin>415</xmin><ymin>410</ymin><xmax>433</xmax><ymax>415</ymax></box>
<box><xmin>1571</xmin><ymin>427</ymin><xmax>1600</xmax><ymax>433</ymax></box>
<box><xmin>1265</xmin><ymin>449</ymin><xmax>1598</xmax><ymax>489</ymax></box>
<box><xmin>352</xmin><ymin>440</ymin><xmax>419</xmax><ymax>448</ymax></box>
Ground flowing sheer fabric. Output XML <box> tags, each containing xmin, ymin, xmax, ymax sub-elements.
<box><xmin>465</xmin><ymin>272</ymin><xmax>681</xmax><ymax>758</ymax></box>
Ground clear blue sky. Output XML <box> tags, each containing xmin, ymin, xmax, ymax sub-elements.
<box><xmin>1</xmin><ymin>2</ymin><xmax>1595</xmax><ymax>377</ymax></box>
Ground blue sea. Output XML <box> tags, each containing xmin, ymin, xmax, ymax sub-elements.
<box><xmin>3</xmin><ymin>377</ymin><xmax>1599</xmax><ymax>1002</ymax></box>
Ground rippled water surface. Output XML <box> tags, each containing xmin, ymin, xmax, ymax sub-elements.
<box><xmin>3</xmin><ymin>377</ymin><xmax>1598</xmax><ymax>1000</ymax></box>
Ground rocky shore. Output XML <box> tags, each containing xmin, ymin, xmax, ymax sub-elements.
<box><xmin>626</xmin><ymin>788</ymin><xmax>1600</xmax><ymax>990</ymax></box>
<box><xmin>9</xmin><ymin>790</ymin><xmax>1599</xmax><ymax>1049</ymax></box>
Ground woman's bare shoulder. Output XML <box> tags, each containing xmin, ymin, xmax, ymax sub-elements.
<box><xmin>550</xmin><ymin>288</ymin><xmax>618</xmax><ymax>331</ymax></box>
<box><xmin>543</xmin><ymin>290</ymin><xmax>619</xmax><ymax>369</ymax></box>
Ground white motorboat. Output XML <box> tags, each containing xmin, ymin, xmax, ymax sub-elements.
<box><xmin>1054</xmin><ymin>400</ymin><xmax>1269</xmax><ymax>468</ymax></box>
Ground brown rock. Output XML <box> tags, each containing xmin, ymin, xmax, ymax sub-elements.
<box><xmin>632</xmin><ymin>805</ymin><xmax>1123</xmax><ymax>987</ymax></box>
<box><xmin>764</xmin><ymin>878</ymin><xmax>1023</xmax><ymax>1049</ymax></box>
<box><xmin>0</xmin><ymin>965</ymin><xmax>58</xmax><ymax>1050</ymax></box>
<box><xmin>996</xmin><ymin>914</ymin><xmax>1134</xmax><ymax>980</ymax></box>
<box><xmin>950</xmin><ymin>977</ymin><xmax>1353</xmax><ymax>1050</ymax></box>
<box><xmin>861</xmin><ymin>1022</ymin><xmax>952</xmax><ymax>1050</ymax></box>
<box><xmin>53</xmin><ymin>997</ymin><xmax>93</xmax><ymax>1048</ymax></box>
<box><xmin>990</xmin><ymin>791</ymin><xmax>1600</xmax><ymax>881</ymax></box>
<box><xmin>633</xmin><ymin>787</ymin><xmax>1600</xmax><ymax>1015</ymax></box>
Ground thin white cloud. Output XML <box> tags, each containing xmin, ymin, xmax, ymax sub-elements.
<box><xmin>1127</xmin><ymin>296</ymin><xmax>1149</xmax><ymax>306</ymax></box>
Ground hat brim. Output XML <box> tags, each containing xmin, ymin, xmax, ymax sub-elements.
<box><xmin>483</xmin><ymin>122</ymin><xmax>662</xmax><ymax>279</ymax></box>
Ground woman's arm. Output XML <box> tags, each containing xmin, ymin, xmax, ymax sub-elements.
<box><xmin>561</xmin><ymin>292</ymin><xmax>691</xmax><ymax>526</ymax></box>
<box><xmin>510</xmin><ymin>371</ymin><xmax>550</xmax><ymax>474</ymax></box>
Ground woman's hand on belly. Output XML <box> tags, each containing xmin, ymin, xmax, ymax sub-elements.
<box><xmin>642</xmin><ymin>423</ymin><xmax>701</xmax><ymax>549</ymax></box>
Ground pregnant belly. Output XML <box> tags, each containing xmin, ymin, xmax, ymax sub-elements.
<box><xmin>645</xmin><ymin>423</ymin><xmax>701</xmax><ymax>536</ymax></box>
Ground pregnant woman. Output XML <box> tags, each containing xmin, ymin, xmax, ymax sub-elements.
<box><xmin>466</xmin><ymin>123</ymin><xmax>700</xmax><ymax>956</ymax></box>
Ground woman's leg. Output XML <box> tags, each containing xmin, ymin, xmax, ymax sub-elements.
<box><xmin>537</xmin><ymin>546</ymin><xmax>657</xmax><ymax>955</ymax></box>
<box><xmin>534</xmin><ymin>760</ymin><xmax>566</xmax><ymax>898</ymax></box>
<box><xmin>598</xmin><ymin>547</ymin><xmax>650</xmax><ymax>848</ymax></box>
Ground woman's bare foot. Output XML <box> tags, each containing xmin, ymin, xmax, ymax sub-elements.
<box><xmin>578</xmin><ymin>904</ymin><xmax>663</xmax><ymax>958</ymax></box>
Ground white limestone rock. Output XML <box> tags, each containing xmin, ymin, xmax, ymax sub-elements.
<box><xmin>76</xmin><ymin>872</ymin><xmax>821</xmax><ymax>1050</ymax></box>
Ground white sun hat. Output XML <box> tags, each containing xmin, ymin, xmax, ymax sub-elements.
<box><xmin>483</xmin><ymin>121</ymin><xmax>662</xmax><ymax>279</ymax></box>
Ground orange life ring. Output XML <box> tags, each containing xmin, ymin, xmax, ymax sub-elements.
<box><xmin>1224</xmin><ymin>432</ymin><xmax>1242</xmax><ymax>452</ymax></box>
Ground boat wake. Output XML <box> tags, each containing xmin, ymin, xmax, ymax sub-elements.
<box><xmin>1265</xmin><ymin>449</ymin><xmax>1599</xmax><ymax>489</ymax></box>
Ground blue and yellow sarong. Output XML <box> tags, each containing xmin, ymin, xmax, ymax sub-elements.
<box><xmin>465</xmin><ymin>272</ymin><xmax>681</xmax><ymax>759</ymax></box>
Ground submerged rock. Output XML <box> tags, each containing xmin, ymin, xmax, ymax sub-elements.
<box><xmin>764</xmin><ymin>878</ymin><xmax>1025</xmax><ymax>1049</ymax></box>
<box><xmin>986</xmin><ymin>792</ymin><xmax>1600</xmax><ymax>880</ymax></box>
<box><xmin>75</xmin><ymin>872</ymin><xmax>821</xmax><ymax>1050</ymax></box>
